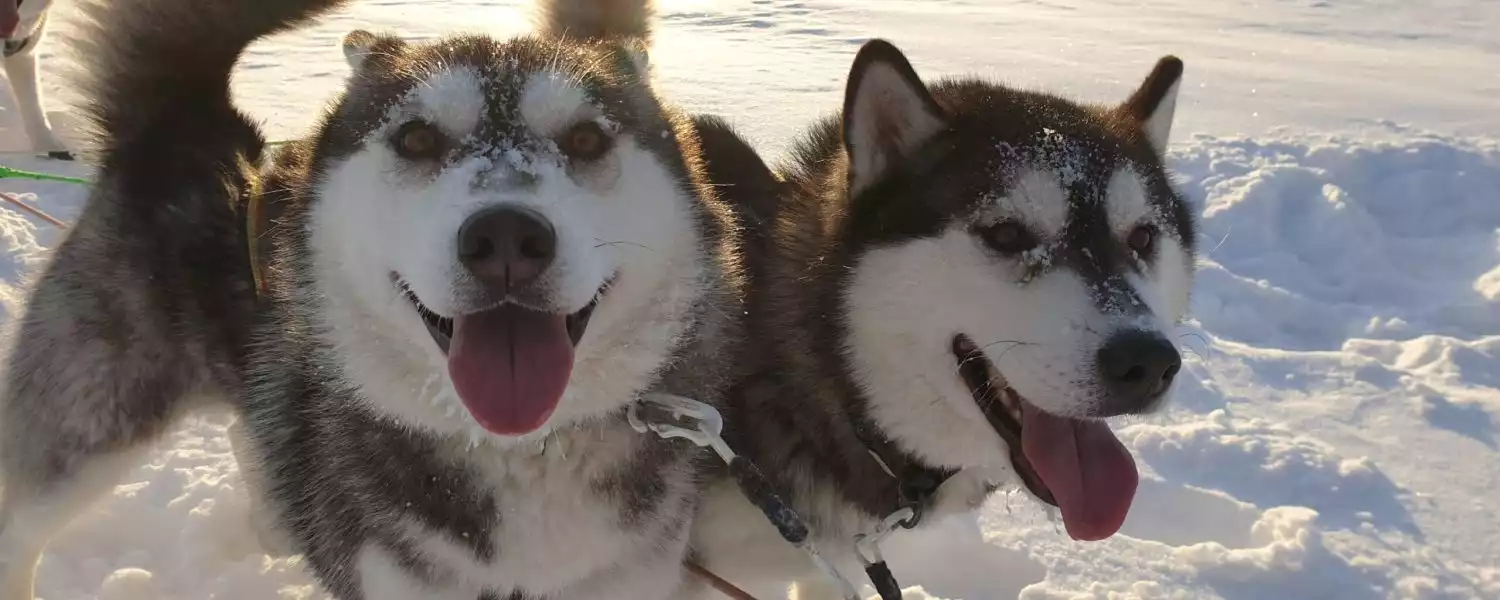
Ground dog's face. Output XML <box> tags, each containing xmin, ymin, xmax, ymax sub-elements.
<box><xmin>303</xmin><ymin>31</ymin><xmax>706</xmax><ymax>445</ymax></box>
<box><xmin>836</xmin><ymin>41</ymin><xmax>1196</xmax><ymax>540</ymax></box>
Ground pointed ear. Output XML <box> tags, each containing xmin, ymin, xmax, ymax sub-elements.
<box><xmin>341</xmin><ymin>30</ymin><xmax>409</xmax><ymax>74</ymax></box>
<box><xmin>1120</xmin><ymin>55</ymin><xmax>1184</xmax><ymax>151</ymax></box>
<box><xmin>616</xmin><ymin>39</ymin><xmax>651</xmax><ymax>81</ymax></box>
<box><xmin>842</xmin><ymin>39</ymin><xmax>948</xmax><ymax>197</ymax></box>
<box><xmin>342</xmin><ymin>30</ymin><xmax>378</xmax><ymax>70</ymax></box>
<box><xmin>343</xmin><ymin>29</ymin><xmax>418</xmax><ymax>73</ymax></box>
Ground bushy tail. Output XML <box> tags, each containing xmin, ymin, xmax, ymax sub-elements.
<box><xmin>68</xmin><ymin>0</ymin><xmax>349</xmax><ymax>154</ymax></box>
<box><xmin>537</xmin><ymin>0</ymin><xmax>654</xmax><ymax>45</ymax></box>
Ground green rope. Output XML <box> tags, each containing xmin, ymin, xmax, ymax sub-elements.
<box><xmin>1</xmin><ymin>140</ymin><xmax>295</xmax><ymax>187</ymax></box>
<box><xmin>0</xmin><ymin>164</ymin><xmax>89</xmax><ymax>185</ymax></box>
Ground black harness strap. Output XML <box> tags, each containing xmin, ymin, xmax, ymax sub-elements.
<box><xmin>852</xmin><ymin>413</ymin><xmax>953</xmax><ymax>521</ymax></box>
<box><xmin>845</xmin><ymin>128</ymin><xmax>964</xmax><ymax>524</ymax></box>
<box><xmin>840</xmin><ymin>130</ymin><xmax>968</xmax><ymax>600</ymax></box>
<box><xmin>849</xmin><ymin>412</ymin><xmax>956</xmax><ymax>600</ymax></box>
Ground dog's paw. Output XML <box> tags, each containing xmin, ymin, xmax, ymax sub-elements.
<box><xmin>244</xmin><ymin>492</ymin><xmax>297</xmax><ymax>558</ymax></box>
<box><xmin>254</xmin><ymin>523</ymin><xmax>298</xmax><ymax>558</ymax></box>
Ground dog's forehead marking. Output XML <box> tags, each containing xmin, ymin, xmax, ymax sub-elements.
<box><xmin>1104</xmin><ymin>168</ymin><xmax>1152</xmax><ymax>232</ymax></box>
<box><xmin>519</xmin><ymin>70</ymin><xmax>595</xmax><ymax>137</ymax></box>
<box><xmin>411</xmin><ymin>66</ymin><xmax>486</xmax><ymax>137</ymax></box>
<box><xmin>1035</xmin><ymin>128</ymin><xmax>1092</xmax><ymax>181</ymax></box>
<box><xmin>1000</xmin><ymin>169</ymin><xmax>1069</xmax><ymax>238</ymax></box>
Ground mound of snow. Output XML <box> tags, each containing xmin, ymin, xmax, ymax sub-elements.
<box><xmin>1182</xmin><ymin>131</ymin><xmax>1500</xmax><ymax>350</ymax></box>
<box><xmin>2</xmin><ymin>0</ymin><xmax>1498</xmax><ymax>596</ymax></box>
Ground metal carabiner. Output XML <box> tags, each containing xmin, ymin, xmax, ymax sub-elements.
<box><xmin>629</xmin><ymin>393</ymin><xmax>737</xmax><ymax>464</ymax></box>
<box><xmin>629</xmin><ymin>394</ymin><xmax>860</xmax><ymax>600</ymax></box>
<box><xmin>853</xmin><ymin>506</ymin><xmax>915</xmax><ymax>567</ymax></box>
<box><xmin>853</xmin><ymin>506</ymin><xmax>917</xmax><ymax>600</ymax></box>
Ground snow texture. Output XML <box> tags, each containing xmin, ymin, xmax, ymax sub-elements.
<box><xmin>2</xmin><ymin>0</ymin><xmax>1498</xmax><ymax>598</ymax></box>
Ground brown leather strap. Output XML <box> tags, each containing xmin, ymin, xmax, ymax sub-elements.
<box><xmin>685</xmin><ymin>560</ymin><xmax>761</xmax><ymax>600</ymax></box>
<box><xmin>1</xmin><ymin>191</ymin><xmax>66</xmax><ymax>229</ymax></box>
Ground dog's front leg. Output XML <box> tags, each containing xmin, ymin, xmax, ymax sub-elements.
<box><xmin>354</xmin><ymin>545</ymin><xmax>478</xmax><ymax>600</ymax></box>
<box><xmin>226</xmin><ymin>416</ymin><xmax>299</xmax><ymax>558</ymax></box>
<box><xmin>3</xmin><ymin>23</ymin><xmax>72</xmax><ymax>160</ymax></box>
<box><xmin>558</xmin><ymin>547</ymin><xmax>699</xmax><ymax>600</ymax></box>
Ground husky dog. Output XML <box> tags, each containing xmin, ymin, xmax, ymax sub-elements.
<box><xmin>1</xmin><ymin>0</ymin><xmax>72</xmax><ymax>159</ymax></box>
<box><xmin>0</xmin><ymin>0</ymin><xmax>744</xmax><ymax>598</ymax></box>
<box><xmin>687</xmin><ymin>40</ymin><xmax>1195</xmax><ymax>598</ymax></box>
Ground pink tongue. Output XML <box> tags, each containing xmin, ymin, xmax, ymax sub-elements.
<box><xmin>446</xmin><ymin>304</ymin><xmax>573</xmax><ymax>435</ymax></box>
<box><xmin>1021</xmin><ymin>409</ymin><xmax>1138</xmax><ymax>541</ymax></box>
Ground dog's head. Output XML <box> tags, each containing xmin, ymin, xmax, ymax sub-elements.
<box><xmin>834</xmin><ymin>41</ymin><xmax>1196</xmax><ymax>540</ymax></box>
<box><xmin>299</xmin><ymin>27</ymin><xmax>710</xmax><ymax>445</ymax></box>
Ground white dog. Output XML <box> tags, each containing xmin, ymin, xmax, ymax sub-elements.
<box><xmin>2</xmin><ymin>0</ymin><xmax>72</xmax><ymax>160</ymax></box>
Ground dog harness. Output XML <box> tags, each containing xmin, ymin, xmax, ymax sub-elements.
<box><xmin>628</xmin><ymin>394</ymin><xmax>960</xmax><ymax>600</ymax></box>
<box><xmin>840</xmin><ymin>129</ymin><xmax>970</xmax><ymax>600</ymax></box>
<box><xmin>848</xmin><ymin>413</ymin><xmax>954</xmax><ymax>599</ymax></box>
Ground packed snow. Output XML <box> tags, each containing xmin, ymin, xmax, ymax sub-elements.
<box><xmin>2</xmin><ymin>0</ymin><xmax>1498</xmax><ymax>598</ymax></box>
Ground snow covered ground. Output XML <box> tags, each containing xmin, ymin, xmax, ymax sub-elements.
<box><xmin>2</xmin><ymin>0</ymin><xmax>1498</xmax><ymax>598</ymax></box>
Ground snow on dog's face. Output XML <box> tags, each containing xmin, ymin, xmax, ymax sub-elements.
<box><xmin>836</xmin><ymin>42</ymin><xmax>1196</xmax><ymax>541</ymax></box>
<box><xmin>304</xmin><ymin>32</ymin><xmax>705</xmax><ymax>445</ymax></box>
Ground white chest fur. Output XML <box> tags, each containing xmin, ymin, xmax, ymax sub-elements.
<box><xmin>359</xmin><ymin>423</ymin><xmax>695</xmax><ymax>599</ymax></box>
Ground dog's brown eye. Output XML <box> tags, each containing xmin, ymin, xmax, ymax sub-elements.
<box><xmin>1128</xmin><ymin>224</ymin><xmax>1157</xmax><ymax>255</ymax></box>
<box><xmin>393</xmin><ymin>121</ymin><xmax>445</xmax><ymax>160</ymax></box>
<box><xmin>559</xmin><ymin>121</ymin><xmax>612</xmax><ymax>161</ymax></box>
<box><xmin>980</xmin><ymin>221</ymin><xmax>1038</xmax><ymax>255</ymax></box>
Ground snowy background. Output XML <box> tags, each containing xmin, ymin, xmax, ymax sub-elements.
<box><xmin>2</xmin><ymin>0</ymin><xmax>1498</xmax><ymax>598</ymax></box>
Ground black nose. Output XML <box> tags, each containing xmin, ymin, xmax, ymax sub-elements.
<box><xmin>1095</xmin><ymin>329</ymin><xmax>1182</xmax><ymax>416</ymax></box>
<box><xmin>457</xmin><ymin>206</ymin><xmax>557</xmax><ymax>295</ymax></box>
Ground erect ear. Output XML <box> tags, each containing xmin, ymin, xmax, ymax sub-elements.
<box><xmin>1120</xmin><ymin>55</ymin><xmax>1184</xmax><ymax>151</ymax></box>
<box><xmin>614</xmin><ymin>39</ymin><xmax>651</xmax><ymax>82</ymax></box>
<box><xmin>842</xmin><ymin>39</ymin><xmax>948</xmax><ymax>197</ymax></box>
<box><xmin>342</xmin><ymin>29</ymin><xmax>415</xmax><ymax>73</ymax></box>
<box><xmin>341</xmin><ymin>30</ymin><xmax>379</xmax><ymax>70</ymax></box>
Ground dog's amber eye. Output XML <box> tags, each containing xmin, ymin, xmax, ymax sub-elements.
<box><xmin>559</xmin><ymin>121</ymin><xmax>612</xmax><ymax>161</ymax></box>
<box><xmin>392</xmin><ymin>121</ymin><xmax>445</xmax><ymax>160</ymax></box>
<box><xmin>1127</xmin><ymin>224</ymin><xmax>1157</xmax><ymax>256</ymax></box>
<box><xmin>980</xmin><ymin>221</ymin><xmax>1038</xmax><ymax>255</ymax></box>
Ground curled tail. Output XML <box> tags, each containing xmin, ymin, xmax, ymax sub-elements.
<box><xmin>537</xmin><ymin>0</ymin><xmax>654</xmax><ymax>45</ymax></box>
<box><xmin>68</xmin><ymin>0</ymin><xmax>349</xmax><ymax>156</ymax></box>
<box><xmin>56</xmin><ymin>0</ymin><xmax>351</xmax><ymax>318</ymax></box>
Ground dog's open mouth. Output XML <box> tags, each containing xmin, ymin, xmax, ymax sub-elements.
<box><xmin>952</xmin><ymin>335</ymin><xmax>1139</xmax><ymax>541</ymax></box>
<box><xmin>400</xmin><ymin>282</ymin><xmax>607</xmax><ymax>354</ymax></box>
<box><xmin>395</xmin><ymin>276</ymin><xmax>612</xmax><ymax>436</ymax></box>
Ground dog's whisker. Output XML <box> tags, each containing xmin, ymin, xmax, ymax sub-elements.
<box><xmin>593</xmin><ymin>239</ymin><xmax>656</xmax><ymax>252</ymax></box>
<box><xmin>976</xmin><ymin>338</ymin><xmax>1032</xmax><ymax>354</ymax></box>
<box><xmin>1207</xmin><ymin>224</ymin><xmax>1232</xmax><ymax>258</ymax></box>
<box><xmin>950</xmin><ymin>341</ymin><xmax>1027</xmax><ymax>386</ymax></box>
<box><xmin>1176</xmin><ymin>331</ymin><xmax>1213</xmax><ymax>361</ymax></box>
